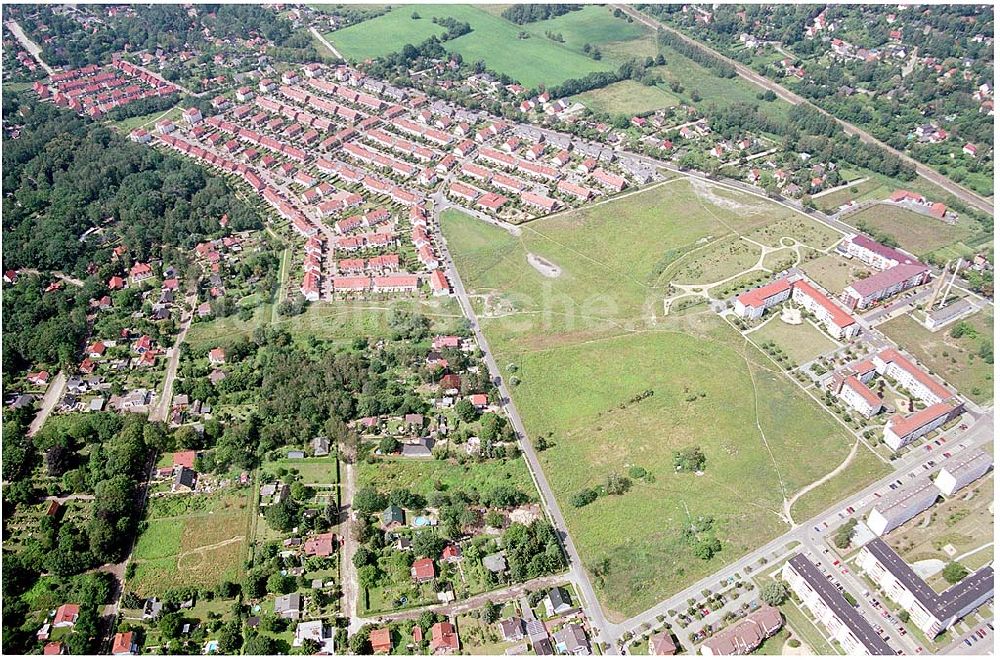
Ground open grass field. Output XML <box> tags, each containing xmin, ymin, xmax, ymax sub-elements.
<box><xmin>815</xmin><ymin>178</ymin><xmax>883</xmax><ymax>213</ymax></box>
<box><xmin>788</xmin><ymin>446</ymin><xmax>891</xmax><ymax>522</ymax></box>
<box><xmin>326</xmin><ymin>5</ymin><xmax>648</xmax><ymax>88</ymax></box>
<box><xmin>841</xmin><ymin>204</ymin><xmax>978</xmax><ymax>258</ymax></box>
<box><xmin>357</xmin><ymin>455</ymin><xmax>537</xmax><ymax>502</ymax></box>
<box><xmin>799</xmin><ymin>252</ymin><xmax>869</xmax><ymax>295</ymax></box>
<box><xmin>129</xmin><ymin>488</ymin><xmax>254</xmax><ymax>597</ymax></box>
<box><xmin>107</xmin><ymin>104</ymin><xmax>182</xmax><ymax>134</ymax></box>
<box><xmin>263</xmin><ymin>455</ymin><xmax>340</xmax><ymax>485</ymax></box>
<box><xmin>749</xmin><ymin>316</ymin><xmax>839</xmax><ymax>365</ymax></box>
<box><xmin>441</xmin><ymin>183</ymin><xmax>881</xmax><ymax>620</ymax></box>
<box><xmin>573</xmin><ymin>79</ymin><xmax>681</xmax><ymax>116</ymax></box>
<box><xmin>649</xmin><ymin>45</ymin><xmax>792</xmax><ymax>123</ymax></box>
<box><xmin>878</xmin><ymin>309</ymin><xmax>993</xmax><ymax>405</ymax></box>
<box><xmin>887</xmin><ymin>472</ymin><xmax>993</xmax><ymax>565</ymax></box>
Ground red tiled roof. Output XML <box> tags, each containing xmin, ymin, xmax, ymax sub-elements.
<box><xmin>792</xmin><ymin>279</ymin><xmax>856</xmax><ymax>328</ymax></box>
<box><xmin>876</xmin><ymin>349</ymin><xmax>952</xmax><ymax>401</ymax></box>
<box><xmin>736</xmin><ymin>278</ymin><xmax>791</xmax><ymax>309</ymax></box>
<box><xmin>887</xmin><ymin>402</ymin><xmax>958</xmax><ymax>438</ymax></box>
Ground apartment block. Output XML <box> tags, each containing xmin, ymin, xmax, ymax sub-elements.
<box><xmin>857</xmin><ymin>538</ymin><xmax>994</xmax><ymax>637</ymax></box>
<box><xmin>866</xmin><ymin>480</ymin><xmax>939</xmax><ymax>536</ymax></box>
<box><xmin>783</xmin><ymin>554</ymin><xmax>894</xmax><ymax>655</ymax></box>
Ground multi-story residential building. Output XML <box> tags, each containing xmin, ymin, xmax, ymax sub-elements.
<box><xmin>933</xmin><ymin>447</ymin><xmax>993</xmax><ymax>497</ymax></box>
<box><xmin>842</xmin><ymin>263</ymin><xmax>931</xmax><ymax>310</ymax></box>
<box><xmin>733</xmin><ymin>278</ymin><xmax>792</xmax><ymax>319</ymax></box>
<box><xmin>857</xmin><ymin>538</ymin><xmax>994</xmax><ymax>637</ymax></box>
<box><xmin>872</xmin><ymin>349</ymin><xmax>953</xmax><ymax>405</ymax></box>
<box><xmin>832</xmin><ymin>374</ymin><xmax>883</xmax><ymax>418</ymax></box>
<box><xmin>790</xmin><ymin>278</ymin><xmax>860</xmax><ymax>339</ymax></box>
<box><xmin>866</xmin><ymin>480</ymin><xmax>939</xmax><ymax>536</ymax></box>
<box><xmin>841</xmin><ymin>234</ymin><xmax>920</xmax><ymax>271</ymax></box>
<box><xmin>883</xmin><ymin>401</ymin><xmax>962</xmax><ymax>450</ymax></box>
<box><xmin>783</xmin><ymin>554</ymin><xmax>895</xmax><ymax>656</ymax></box>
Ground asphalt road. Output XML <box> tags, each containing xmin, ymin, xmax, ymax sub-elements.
<box><xmin>612</xmin><ymin>5</ymin><xmax>994</xmax><ymax>217</ymax></box>
<box><xmin>28</xmin><ymin>371</ymin><xmax>66</xmax><ymax>437</ymax></box>
<box><xmin>432</xmin><ymin>207</ymin><xmax>620</xmax><ymax>655</ymax></box>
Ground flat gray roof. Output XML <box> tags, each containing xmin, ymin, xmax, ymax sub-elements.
<box><xmin>926</xmin><ymin>298</ymin><xmax>974</xmax><ymax>323</ymax></box>
<box><xmin>863</xmin><ymin>538</ymin><xmax>994</xmax><ymax>622</ymax></box>
<box><xmin>788</xmin><ymin>554</ymin><xmax>895</xmax><ymax>655</ymax></box>
<box><xmin>939</xmin><ymin>447</ymin><xmax>993</xmax><ymax>484</ymax></box>
<box><xmin>872</xmin><ymin>479</ymin><xmax>938</xmax><ymax>518</ymax></box>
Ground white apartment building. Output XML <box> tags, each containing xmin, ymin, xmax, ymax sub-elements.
<box><xmin>883</xmin><ymin>401</ymin><xmax>961</xmax><ymax>451</ymax></box>
<box><xmin>934</xmin><ymin>448</ymin><xmax>993</xmax><ymax>497</ymax></box>
<box><xmin>866</xmin><ymin>480</ymin><xmax>939</xmax><ymax>536</ymax></box>
<box><xmin>783</xmin><ymin>555</ymin><xmax>895</xmax><ymax>655</ymax></box>
<box><xmin>733</xmin><ymin>279</ymin><xmax>791</xmax><ymax>319</ymax></box>
<box><xmin>857</xmin><ymin>538</ymin><xmax>995</xmax><ymax>637</ymax></box>
<box><xmin>872</xmin><ymin>349</ymin><xmax>952</xmax><ymax>405</ymax></box>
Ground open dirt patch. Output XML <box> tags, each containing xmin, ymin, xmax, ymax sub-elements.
<box><xmin>527</xmin><ymin>253</ymin><xmax>562</xmax><ymax>278</ymax></box>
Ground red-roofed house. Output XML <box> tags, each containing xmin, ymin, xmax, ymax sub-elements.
<box><xmin>43</xmin><ymin>642</ymin><xmax>64</xmax><ymax>655</ymax></box>
<box><xmin>52</xmin><ymin>604</ymin><xmax>80</xmax><ymax>628</ymax></box>
<box><xmin>112</xmin><ymin>631</ymin><xmax>138</xmax><ymax>655</ymax></box>
<box><xmin>28</xmin><ymin>371</ymin><xmax>50</xmax><ymax>386</ymax></box>
<box><xmin>129</xmin><ymin>262</ymin><xmax>153</xmax><ymax>283</ymax></box>
<box><xmin>963</xmin><ymin>143</ymin><xmax>978</xmax><ymax>157</ymax></box>
<box><xmin>430</xmin><ymin>621</ymin><xmax>460</xmax><ymax>653</ymax></box>
<box><xmin>411</xmin><ymin>557</ymin><xmax>436</xmax><ymax>583</ymax></box>
<box><xmin>370</xmin><ymin>628</ymin><xmax>393</xmax><ymax>654</ymax></box>
<box><xmin>304</xmin><ymin>531</ymin><xmax>336</xmax><ymax>557</ymax></box>
<box><xmin>430</xmin><ymin>270</ymin><xmax>450</xmax><ymax>296</ymax></box>
<box><xmin>469</xmin><ymin>394</ymin><xmax>488</xmax><ymax>409</ymax></box>
<box><xmin>87</xmin><ymin>341</ymin><xmax>107</xmax><ymax>358</ymax></box>
<box><xmin>173</xmin><ymin>451</ymin><xmax>196</xmax><ymax>469</ymax></box>
<box><xmin>208</xmin><ymin>348</ymin><xmax>226</xmax><ymax>365</ymax></box>
<box><xmin>442</xmin><ymin>544</ymin><xmax>462</xmax><ymax>563</ymax></box>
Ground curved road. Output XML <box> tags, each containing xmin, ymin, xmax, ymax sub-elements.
<box><xmin>614</xmin><ymin>5</ymin><xmax>994</xmax><ymax>216</ymax></box>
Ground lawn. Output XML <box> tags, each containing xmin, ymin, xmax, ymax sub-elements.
<box><xmin>326</xmin><ymin>5</ymin><xmax>649</xmax><ymax>88</ymax></box>
<box><xmin>276</xmin><ymin>297</ymin><xmax>465</xmax><ymax>343</ymax></box>
<box><xmin>263</xmin><ymin>455</ymin><xmax>340</xmax><ymax>485</ymax></box>
<box><xmin>749</xmin><ymin>315</ymin><xmax>839</xmax><ymax>365</ymax></box>
<box><xmin>650</xmin><ymin>44</ymin><xmax>792</xmax><ymax>123</ymax></box>
<box><xmin>356</xmin><ymin>455</ymin><xmax>537</xmax><ymax>502</ymax></box>
<box><xmin>573</xmin><ymin>79</ymin><xmax>681</xmax><ymax>116</ymax></box>
<box><xmin>887</xmin><ymin>472</ymin><xmax>993</xmax><ymax>564</ymax></box>
<box><xmin>107</xmin><ymin>104</ymin><xmax>182</xmax><ymax>134</ymax></box>
<box><xmin>878</xmin><ymin>310</ymin><xmax>993</xmax><ymax>404</ymax></box>
<box><xmin>789</xmin><ymin>447</ymin><xmax>891</xmax><ymax>522</ymax></box>
<box><xmin>841</xmin><ymin>204</ymin><xmax>978</xmax><ymax>258</ymax></box>
<box><xmin>442</xmin><ymin>186</ymin><xmax>881</xmax><ymax>619</ymax></box>
<box><xmin>799</xmin><ymin>252</ymin><xmax>870</xmax><ymax>295</ymax></box>
<box><xmin>814</xmin><ymin>178</ymin><xmax>884</xmax><ymax>213</ymax></box>
<box><xmin>129</xmin><ymin>488</ymin><xmax>254</xmax><ymax>596</ymax></box>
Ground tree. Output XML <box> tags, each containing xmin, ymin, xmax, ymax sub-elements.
<box><xmin>570</xmin><ymin>488</ymin><xmax>599</xmax><ymax>508</ymax></box>
<box><xmin>693</xmin><ymin>536</ymin><xmax>722</xmax><ymax>560</ymax></box>
<box><xmin>159</xmin><ymin>611</ymin><xmax>184</xmax><ymax>640</ymax></box>
<box><xmin>265</xmin><ymin>497</ymin><xmax>300</xmax><ymax>533</ymax></box>
<box><xmin>217</xmin><ymin>620</ymin><xmax>243</xmax><ymax>654</ymax></box>
<box><xmin>413</xmin><ymin>530</ymin><xmax>446</xmax><ymax>559</ymax></box>
<box><xmin>378</xmin><ymin>436</ymin><xmax>400</xmax><ymax>455</ymax></box>
<box><xmin>353</xmin><ymin>487</ymin><xmax>387</xmax><ymax>516</ymax></box>
<box><xmin>942</xmin><ymin>562</ymin><xmax>969</xmax><ymax>584</ymax></box>
<box><xmin>483</xmin><ymin>601</ymin><xmax>501</xmax><ymax>624</ymax></box>
<box><xmin>761</xmin><ymin>580</ymin><xmax>789</xmax><ymax>606</ymax></box>
<box><xmin>605</xmin><ymin>472</ymin><xmax>632</xmax><ymax>496</ymax></box>
<box><xmin>455</xmin><ymin>398</ymin><xmax>477</xmax><ymax>423</ymax></box>
<box><xmin>833</xmin><ymin>518</ymin><xmax>857</xmax><ymax>549</ymax></box>
<box><xmin>267</xmin><ymin>572</ymin><xmax>295</xmax><ymax>595</ymax></box>
<box><xmin>673</xmin><ymin>446</ymin><xmax>707</xmax><ymax>472</ymax></box>
<box><xmin>244</xmin><ymin>632</ymin><xmax>276</xmax><ymax>655</ymax></box>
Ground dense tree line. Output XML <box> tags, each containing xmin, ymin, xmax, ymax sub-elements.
<box><xmin>8</xmin><ymin>4</ymin><xmax>315</xmax><ymax>68</ymax></box>
<box><xmin>500</xmin><ymin>4</ymin><xmax>581</xmax><ymax>25</ymax></box>
<box><xmin>2</xmin><ymin>95</ymin><xmax>261</xmax><ymax>277</ymax></box>
<box><xmin>648</xmin><ymin>21</ymin><xmax>736</xmax><ymax>79</ymax></box>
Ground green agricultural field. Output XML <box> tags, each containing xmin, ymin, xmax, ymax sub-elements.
<box><xmin>841</xmin><ymin>204</ymin><xmax>978</xmax><ymax>258</ymax></box>
<box><xmin>129</xmin><ymin>488</ymin><xmax>254</xmax><ymax>596</ymax></box>
<box><xmin>442</xmin><ymin>182</ymin><xmax>881</xmax><ymax>620</ymax></box>
<box><xmin>879</xmin><ymin>310</ymin><xmax>994</xmax><ymax>405</ymax></box>
<box><xmin>326</xmin><ymin>5</ymin><xmax>649</xmax><ymax>88</ymax></box>
<box><xmin>573</xmin><ymin>79</ymin><xmax>681</xmax><ymax>116</ymax></box>
<box><xmin>357</xmin><ymin>455</ymin><xmax>537</xmax><ymax>502</ymax></box>
<box><xmin>749</xmin><ymin>316</ymin><xmax>839</xmax><ymax>365</ymax></box>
